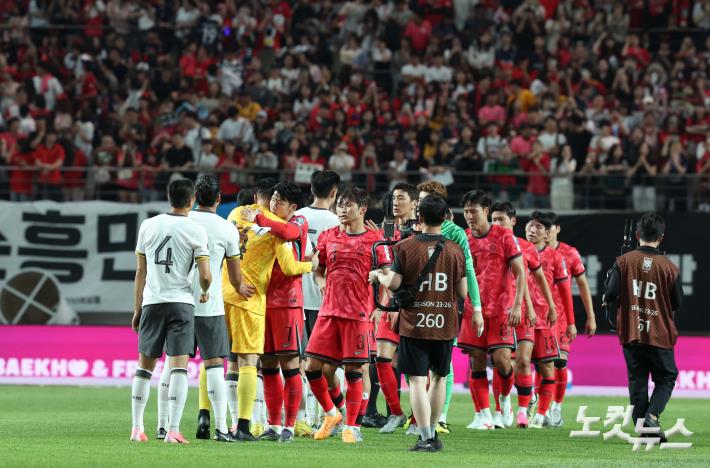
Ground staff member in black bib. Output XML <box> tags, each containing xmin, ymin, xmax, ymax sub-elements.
<box><xmin>369</xmin><ymin>195</ymin><xmax>467</xmax><ymax>453</ymax></box>
<box><xmin>603</xmin><ymin>212</ymin><xmax>683</xmax><ymax>441</ymax></box>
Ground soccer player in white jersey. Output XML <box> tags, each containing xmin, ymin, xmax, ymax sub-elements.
<box><xmin>156</xmin><ymin>175</ymin><xmax>256</xmax><ymax>442</ymax></box>
<box><xmin>130</xmin><ymin>178</ymin><xmax>211</xmax><ymax>444</ymax></box>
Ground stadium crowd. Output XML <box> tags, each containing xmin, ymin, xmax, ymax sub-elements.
<box><xmin>1</xmin><ymin>0</ymin><xmax>710</xmax><ymax>210</ymax></box>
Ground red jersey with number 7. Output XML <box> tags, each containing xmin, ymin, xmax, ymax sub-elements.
<box><xmin>317</xmin><ymin>227</ymin><xmax>391</xmax><ymax>322</ymax></box>
<box><xmin>467</xmin><ymin>224</ymin><xmax>522</xmax><ymax>318</ymax></box>
<box><xmin>266</xmin><ymin>214</ymin><xmax>309</xmax><ymax>309</ymax></box>
<box><xmin>530</xmin><ymin>246</ymin><xmax>569</xmax><ymax>329</ymax></box>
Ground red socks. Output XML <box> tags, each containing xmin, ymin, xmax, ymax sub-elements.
<box><xmin>493</xmin><ymin>367</ymin><xmax>514</xmax><ymax>411</ymax></box>
<box><xmin>554</xmin><ymin>367</ymin><xmax>568</xmax><ymax>404</ymax></box>
<box><xmin>471</xmin><ymin>371</ymin><xmax>490</xmax><ymax>410</ymax></box>
<box><xmin>469</xmin><ymin>373</ymin><xmax>481</xmax><ymax>412</ymax></box>
<box><xmin>376</xmin><ymin>358</ymin><xmax>403</xmax><ymax>416</ymax></box>
<box><xmin>538</xmin><ymin>379</ymin><xmax>555</xmax><ymax>416</ymax></box>
<box><xmin>305</xmin><ymin>370</ymin><xmax>334</xmax><ymax>413</ymax></box>
<box><xmin>534</xmin><ymin>371</ymin><xmax>542</xmax><ymax>395</ymax></box>
<box><xmin>355</xmin><ymin>393</ymin><xmax>368</xmax><ymax>427</ymax></box>
<box><xmin>283</xmin><ymin>368</ymin><xmax>302</xmax><ymax>428</ymax></box>
<box><xmin>329</xmin><ymin>386</ymin><xmax>345</xmax><ymax>409</ymax></box>
<box><xmin>515</xmin><ymin>373</ymin><xmax>533</xmax><ymax>408</ymax></box>
<box><xmin>493</xmin><ymin>370</ymin><xmax>501</xmax><ymax>411</ymax></box>
<box><xmin>262</xmin><ymin>368</ymin><xmax>283</xmax><ymax>426</ymax></box>
<box><xmin>344</xmin><ymin>371</ymin><xmax>363</xmax><ymax>426</ymax></box>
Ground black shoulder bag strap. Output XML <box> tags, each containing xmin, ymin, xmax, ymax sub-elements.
<box><xmin>413</xmin><ymin>236</ymin><xmax>446</xmax><ymax>290</ymax></box>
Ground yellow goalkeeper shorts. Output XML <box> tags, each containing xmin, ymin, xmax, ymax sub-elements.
<box><xmin>224</xmin><ymin>303</ymin><xmax>265</xmax><ymax>355</ymax></box>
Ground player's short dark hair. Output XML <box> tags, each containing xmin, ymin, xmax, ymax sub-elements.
<box><xmin>392</xmin><ymin>182</ymin><xmax>419</xmax><ymax>202</ymax></box>
<box><xmin>310</xmin><ymin>170</ymin><xmax>340</xmax><ymax>198</ymax></box>
<box><xmin>255</xmin><ymin>177</ymin><xmax>277</xmax><ymax>198</ymax></box>
<box><xmin>418</xmin><ymin>195</ymin><xmax>447</xmax><ymax>227</ymax></box>
<box><xmin>530</xmin><ymin>210</ymin><xmax>553</xmax><ymax>229</ymax></box>
<box><xmin>338</xmin><ymin>187</ymin><xmax>369</xmax><ymax>208</ymax></box>
<box><xmin>168</xmin><ymin>178</ymin><xmax>195</xmax><ymax>208</ymax></box>
<box><xmin>237</xmin><ymin>187</ymin><xmax>255</xmax><ymax>206</ymax></box>
<box><xmin>636</xmin><ymin>212</ymin><xmax>665</xmax><ymax>242</ymax></box>
<box><xmin>272</xmin><ymin>181</ymin><xmax>302</xmax><ymax>208</ymax></box>
<box><xmin>461</xmin><ymin>189</ymin><xmax>491</xmax><ymax>209</ymax></box>
<box><xmin>548</xmin><ymin>211</ymin><xmax>560</xmax><ymax>226</ymax></box>
<box><xmin>195</xmin><ymin>174</ymin><xmax>220</xmax><ymax>207</ymax></box>
<box><xmin>491</xmin><ymin>201</ymin><xmax>516</xmax><ymax>219</ymax></box>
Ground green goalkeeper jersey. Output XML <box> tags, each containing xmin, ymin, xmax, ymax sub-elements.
<box><xmin>441</xmin><ymin>219</ymin><xmax>481</xmax><ymax>308</ymax></box>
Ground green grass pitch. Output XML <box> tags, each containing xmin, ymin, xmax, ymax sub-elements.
<box><xmin>0</xmin><ymin>386</ymin><xmax>707</xmax><ymax>467</ymax></box>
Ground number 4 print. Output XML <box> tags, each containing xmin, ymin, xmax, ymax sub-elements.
<box><xmin>155</xmin><ymin>236</ymin><xmax>173</xmax><ymax>273</ymax></box>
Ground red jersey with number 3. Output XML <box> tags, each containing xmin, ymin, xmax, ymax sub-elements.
<box><xmin>554</xmin><ymin>241</ymin><xmax>585</xmax><ymax>327</ymax></box>
<box><xmin>530</xmin><ymin>246</ymin><xmax>568</xmax><ymax>329</ymax></box>
<box><xmin>266</xmin><ymin>214</ymin><xmax>309</xmax><ymax>308</ymax></box>
<box><xmin>318</xmin><ymin>227</ymin><xmax>390</xmax><ymax>322</ymax></box>
<box><xmin>518</xmin><ymin>237</ymin><xmax>542</xmax><ymax>316</ymax></box>
<box><xmin>467</xmin><ymin>224</ymin><xmax>522</xmax><ymax>318</ymax></box>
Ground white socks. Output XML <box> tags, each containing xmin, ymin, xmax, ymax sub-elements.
<box><xmin>252</xmin><ymin>375</ymin><xmax>265</xmax><ymax>424</ymax></box>
<box><xmin>304</xmin><ymin>375</ymin><xmax>318</xmax><ymax>426</ymax></box>
<box><xmin>157</xmin><ymin>361</ymin><xmax>171</xmax><ymax>429</ymax></box>
<box><xmin>168</xmin><ymin>368</ymin><xmax>188</xmax><ymax>433</ymax></box>
<box><xmin>206</xmin><ymin>365</ymin><xmax>228</xmax><ymax>434</ymax></box>
<box><xmin>131</xmin><ymin>368</ymin><xmax>152</xmax><ymax>431</ymax></box>
<box><xmin>226</xmin><ymin>371</ymin><xmax>239</xmax><ymax>427</ymax></box>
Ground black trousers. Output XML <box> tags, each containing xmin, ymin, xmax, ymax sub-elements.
<box><xmin>622</xmin><ymin>342</ymin><xmax>678</xmax><ymax>423</ymax></box>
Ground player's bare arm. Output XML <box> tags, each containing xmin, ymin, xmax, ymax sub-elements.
<box><xmin>576</xmin><ymin>273</ymin><xmax>596</xmax><ymax>337</ymax></box>
<box><xmin>196</xmin><ymin>257</ymin><xmax>211</xmax><ymax>303</ymax></box>
<box><xmin>370</xmin><ymin>267</ymin><xmax>399</xmax><ymax>290</ymax></box>
<box><xmin>314</xmin><ymin>264</ymin><xmax>327</xmax><ymax>296</ymax></box>
<box><xmin>508</xmin><ymin>255</ymin><xmax>526</xmax><ymax>327</ymax></box>
<box><xmin>533</xmin><ymin>267</ymin><xmax>556</xmax><ymax>326</ymax></box>
<box><xmin>524</xmin><ymin>281</ymin><xmax>536</xmax><ymax>327</ymax></box>
<box><xmin>132</xmin><ymin>254</ymin><xmax>147</xmax><ymax>333</ymax></box>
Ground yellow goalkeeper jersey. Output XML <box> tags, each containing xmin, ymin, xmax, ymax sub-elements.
<box><xmin>222</xmin><ymin>204</ymin><xmax>311</xmax><ymax>315</ymax></box>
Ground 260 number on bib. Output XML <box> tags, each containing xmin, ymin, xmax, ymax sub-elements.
<box><xmin>416</xmin><ymin>313</ymin><xmax>445</xmax><ymax>328</ymax></box>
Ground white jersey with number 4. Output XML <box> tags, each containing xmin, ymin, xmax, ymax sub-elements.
<box><xmin>189</xmin><ymin>209</ymin><xmax>240</xmax><ymax>317</ymax></box>
<box><xmin>136</xmin><ymin>213</ymin><xmax>210</xmax><ymax>307</ymax></box>
<box><xmin>295</xmin><ymin>205</ymin><xmax>340</xmax><ymax>310</ymax></box>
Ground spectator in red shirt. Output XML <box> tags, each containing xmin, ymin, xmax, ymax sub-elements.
<box><xmin>35</xmin><ymin>128</ymin><xmax>65</xmax><ymax>201</ymax></box>
<box><xmin>216</xmin><ymin>140</ymin><xmax>247</xmax><ymax>202</ymax></box>
<box><xmin>10</xmin><ymin>138</ymin><xmax>35</xmax><ymax>202</ymax></box>
<box><xmin>520</xmin><ymin>140</ymin><xmax>551</xmax><ymax>208</ymax></box>
<box><xmin>404</xmin><ymin>13</ymin><xmax>433</xmax><ymax>54</ymax></box>
<box><xmin>60</xmin><ymin>138</ymin><xmax>88</xmax><ymax>202</ymax></box>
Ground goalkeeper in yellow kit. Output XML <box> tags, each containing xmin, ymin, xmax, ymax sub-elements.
<box><xmin>197</xmin><ymin>180</ymin><xmax>315</xmax><ymax>442</ymax></box>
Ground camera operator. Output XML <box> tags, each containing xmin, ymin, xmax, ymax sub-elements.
<box><xmin>369</xmin><ymin>195</ymin><xmax>468</xmax><ymax>452</ymax></box>
<box><xmin>603</xmin><ymin>212</ymin><xmax>683</xmax><ymax>441</ymax></box>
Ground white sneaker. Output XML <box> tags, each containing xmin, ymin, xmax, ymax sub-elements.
<box><xmin>379</xmin><ymin>414</ymin><xmax>406</xmax><ymax>434</ymax></box>
<box><xmin>475</xmin><ymin>410</ymin><xmax>494</xmax><ymax>431</ymax></box>
<box><xmin>527</xmin><ymin>392</ymin><xmax>538</xmax><ymax>420</ymax></box>
<box><xmin>500</xmin><ymin>395</ymin><xmax>513</xmax><ymax>427</ymax></box>
<box><xmin>529</xmin><ymin>413</ymin><xmax>545</xmax><ymax>429</ymax></box>
<box><xmin>492</xmin><ymin>411</ymin><xmax>504</xmax><ymax>429</ymax></box>
<box><xmin>405</xmin><ymin>424</ymin><xmax>419</xmax><ymax>436</ymax></box>
<box><xmin>466</xmin><ymin>412</ymin><xmax>482</xmax><ymax>429</ymax></box>
<box><xmin>549</xmin><ymin>403</ymin><xmax>563</xmax><ymax>427</ymax></box>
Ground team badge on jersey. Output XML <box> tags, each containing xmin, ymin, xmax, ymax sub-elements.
<box><xmin>642</xmin><ymin>257</ymin><xmax>653</xmax><ymax>272</ymax></box>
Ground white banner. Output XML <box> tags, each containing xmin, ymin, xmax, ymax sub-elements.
<box><xmin>0</xmin><ymin>201</ymin><xmax>171</xmax><ymax>319</ymax></box>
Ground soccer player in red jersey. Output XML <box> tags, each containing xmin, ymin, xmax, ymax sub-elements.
<box><xmin>252</xmin><ymin>182</ymin><xmax>311</xmax><ymax>443</ymax></box>
<box><xmin>305</xmin><ymin>187</ymin><xmax>391</xmax><ymax>444</ymax></box>
<box><xmin>546</xmin><ymin>212</ymin><xmax>596</xmax><ymax>427</ymax></box>
<box><xmin>369</xmin><ymin>183</ymin><xmax>419</xmax><ymax>433</ymax></box>
<box><xmin>458</xmin><ymin>190</ymin><xmax>526</xmax><ymax>431</ymax></box>
<box><xmin>491</xmin><ymin>202</ymin><xmax>556</xmax><ymax>428</ymax></box>
<box><xmin>525</xmin><ymin>211</ymin><xmax>573</xmax><ymax>428</ymax></box>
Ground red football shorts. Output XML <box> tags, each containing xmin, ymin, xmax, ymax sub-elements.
<box><xmin>305</xmin><ymin>315</ymin><xmax>370</xmax><ymax>365</ymax></box>
<box><xmin>532</xmin><ymin>328</ymin><xmax>560</xmax><ymax>362</ymax></box>
<box><xmin>515</xmin><ymin>320</ymin><xmax>535</xmax><ymax>344</ymax></box>
<box><xmin>375</xmin><ymin>312</ymin><xmax>399</xmax><ymax>346</ymax></box>
<box><xmin>556</xmin><ymin>320</ymin><xmax>572</xmax><ymax>354</ymax></box>
<box><xmin>458</xmin><ymin>312</ymin><xmax>516</xmax><ymax>353</ymax></box>
<box><xmin>263</xmin><ymin>307</ymin><xmax>304</xmax><ymax>355</ymax></box>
